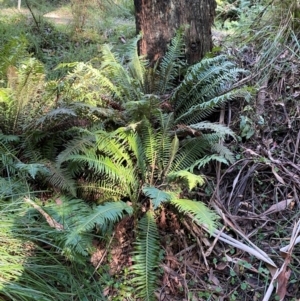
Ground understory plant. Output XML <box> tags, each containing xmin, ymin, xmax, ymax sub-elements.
<box><xmin>0</xmin><ymin>30</ymin><xmax>250</xmax><ymax>300</ymax></box>
<box><xmin>42</xmin><ymin>31</ymin><xmax>249</xmax><ymax>299</ymax></box>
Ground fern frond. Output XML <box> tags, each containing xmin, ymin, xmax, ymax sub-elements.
<box><xmin>64</xmin><ymin>201</ymin><xmax>132</xmax><ymax>255</ymax></box>
<box><xmin>188</xmin><ymin>154</ymin><xmax>230</xmax><ymax>171</ymax></box>
<box><xmin>68</xmin><ymin>152</ymin><xmax>134</xmax><ymax>184</ymax></box>
<box><xmin>211</xmin><ymin>143</ymin><xmax>235</xmax><ymax>164</ymax></box>
<box><xmin>101</xmin><ymin>44</ymin><xmax>138</xmax><ymax>102</ymax></box>
<box><xmin>171</xmin><ymin>199</ymin><xmax>218</xmax><ymax>233</ymax></box>
<box><xmin>113</xmin><ymin>126</ymin><xmax>147</xmax><ymax>179</ymax></box>
<box><xmin>131</xmin><ymin>211</ymin><xmax>160</xmax><ymax>301</ymax></box>
<box><xmin>143</xmin><ymin>186</ymin><xmax>172</xmax><ymax>209</ymax></box>
<box><xmin>157</xmin><ymin>112</ymin><xmax>177</xmax><ymax>177</ymax></box>
<box><xmin>128</xmin><ymin>34</ymin><xmax>148</xmax><ymax>89</ymax></box>
<box><xmin>15</xmin><ymin>162</ymin><xmax>49</xmax><ymax>179</ymax></box>
<box><xmin>56</xmin><ymin>129</ymin><xmax>96</xmax><ymax>166</ymax></box>
<box><xmin>175</xmin><ymin>88</ymin><xmax>250</xmax><ymax>124</ymax></box>
<box><xmin>35</xmin><ymin>107</ymin><xmax>77</xmax><ymax>127</ymax></box>
<box><xmin>171</xmin><ymin>54</ymin><xmax>250</xmax><ymax>125</ymax></box>
<box><xmin>167</xmin><ymin>170</ymin><xmax>205</xmax><ymax>191</ymax></box>
<box><xmin>45</xmin><ymin>162</ymin><xmax>77</xmax><ymax>196</ymax></box>
<box><xmin>81</xmin><ymin>201</ymin><xmax>133</xmax><ymax>231</ymax></box>
<box><xmin>156</xmin><ymin>28</ymin><xmax>186</xmax><ymax>94</ymax></box>
<box><xmin>78</xmin><ymin>180</ymin><xmax>130</xmax><ymax>202</ymax></box>
<box><xmin>141</xmin><ymin>120</ymin><xmax>158</xmax><ymax>183</ymax></box>
<box><xmin>170</xmin><ymin>138</ymin><xmax>210</xmax><ymax>172</ymax></box>
<box><xmin>189</xmin><ymin>122</ymin><xmax>235</xmax><ymax>138</ymax></box>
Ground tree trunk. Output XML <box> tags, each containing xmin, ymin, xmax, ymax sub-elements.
<box><xmin>134</xmin><ymin>0</ymin><xmax>216</xmax><ymax>65</ymax></box>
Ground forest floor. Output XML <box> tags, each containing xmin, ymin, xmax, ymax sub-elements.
<box><xmin>1</xmin><ymin>2</ymin><xmax>300</xmax><ymax>301</ymax></box>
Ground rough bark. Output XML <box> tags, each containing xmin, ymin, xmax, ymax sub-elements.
<box><xmin>134</xmin><ymin>0</ymin><xmax>216</xmax><ymax>65</ymax></box>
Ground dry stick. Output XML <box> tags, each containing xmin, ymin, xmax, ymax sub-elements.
<box><xmin>196</xmin><ymin>236</ymin><xmax>209</xmax><ymax>270</ymax></box>
<box><xmin>263</xmin><ymin>220</ymin><xmax>300</xmax><ymax>301</ymax></box>
<box><xmin>91</xmin><ymin>231</ymin><xmax>115</xmax><ymax>279</ymax></box>
<box><xmin>205</xmin><ymin>226</ymin><xmax>225</xmax><ymax>257</ymax></box>
<box><xmin>24</xmin><ymin>0</ymin><xmax>40</xmax><ymax>31</ymax></box>
<box><xmin>24</xmin><ymin>197</ymin><xmax>64</xmax><ymax>231</ymax></box>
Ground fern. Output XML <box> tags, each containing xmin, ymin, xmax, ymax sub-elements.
<box><xmin>171</xmin><ymin>199</ymin><xmax>218</xmax><ymax>233</ymax></box>
<box><xmin>167</xmin><ymin>170</ymin><xmax>205</xmax><ymax>191</ymax></box>
<box><xmin>0</xmin><ymin>57</ymin><xmax>45</xmax><ymax>134</ymax></box>
<box><xmin>131</xmin><ymin>212</ymin><xmax>160</xmax><ymax>301</ymax></box>
<box><xmin>143</xmin><ymin>186</ymin><xmax>172</xmax><ymax>209</ymax></box>
<box><xmin>171</xmin><ymin>55</ymin><xmax>250</xmax><ymax>124</ymax></box>
<box><xmin>45</xmin><ymin>162</ymin><xmax>77</xmax><ymax>196</ymax></box>
<box><xmin>156</xmin><ymin>27</ymin><xmax>186</xmax><ymax>94</ymax></box>
<box><xmin>63</xmin><ymin>201</ymin><xmax>133</xmax><ymax>256</ymax></box>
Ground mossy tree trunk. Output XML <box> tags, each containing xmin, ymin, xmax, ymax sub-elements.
<box><xmin>133</xmin><ymin>0</ymin><xmax>216</xmax><ymax>65</ymax></box>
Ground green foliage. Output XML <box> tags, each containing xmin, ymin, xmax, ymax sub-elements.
<box><xmin>142</xmin><ymin>186</ymin><xmax>172</xmax><ymax>209</ymax></box>
<box><xmin>0</xmin><ymin>25</ymin><xmax>251</xmax><ymax>299</ymax></box>
<box><xmin>28</xmin><ymin>197</ymin><xmax>133</xmax><ymax>257</ymax></box>
<box><xmin>131</xmin><ymin>212</ymin><xmax>160</xmax><ymax>301</ymax></box>
<box><xmin>171</xmin><ymin>199</ymin><xmax>219</xmax><ymax>233</ymax></box>
<box><xmin>0</xmin><ymin>199</ymin><xmax>106</xmax><ymax>301</ymax></box>
<box><xmin>167</xmin><ymin>170</ymin><xmax>205</xmax><ymax>191</ymax></box>
<box><xmin>171</xmin><ymin>55</ymin><xmax>249</xmax><ymax>124</ymax></box>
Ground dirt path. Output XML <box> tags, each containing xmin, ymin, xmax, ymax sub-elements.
<box><xmin>0</xmin><ymin>7</ymin><xmax>73</xmax><ymax>25</ymax></box>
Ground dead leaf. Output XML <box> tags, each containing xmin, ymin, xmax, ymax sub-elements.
<box><xmin>259</xmin><ymin>199</ymin><xmax>293</xmax><ymax>217</ymax></box>
<box><xmin>209</xmin><ymin>268</ymin><xmax>220</xmax><ymax>286</ymax></box>
<box><xmin>276</xmin><ymin>265</ymin><xmax>291</xmax><ymax>301</ymax></box>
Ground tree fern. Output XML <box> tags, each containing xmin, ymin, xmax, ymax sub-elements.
<box><xmin>131</xmin><ymin>211</ymin><xmax>160</xmax><ymax>301</ymax></box>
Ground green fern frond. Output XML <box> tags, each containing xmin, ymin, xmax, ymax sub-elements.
<box><xmin>78</xmin><ymin>180</ymin><xmax>130</xmax><ymax>202</ymax></box>
<box><xmin>157</xmin><ymin>112</ymin><xmax>177</xmax><ymax>177</ymax></box>
<box><xmin>175</xmin><ymin>88</ymin><xmax>250</xmax><ymax>124</ymax></box>
<box><xmin>0</xmin><ymin>35</ymin><xmax>29</xmax><ymax>78</ymax></box>
<box><xmin>171</xmin><ymin>54</ymin><xmax>250</xmax><ymax>125</ymax></box>
<box><xmin>124</xmin><ymin>95</ymin><xmax>161</xmax><ymax>121</ymax></box>
<box><xmin>167</xmin><ymin>170</ymin><xmax>205</xmax><ymax>191</ymax></box>
<box><xmin>45</xmin><ymin>162</ymin><xmax>77</xmax><ymax>196</ymax></box>
<box><xmin>211</xmin><ymin>142</ymin><xmax>235</xmax><ymax>164</ymax></box>
<box><xmin>0</xmin><ymin>57</ymin><xmax>45</xmax><ymax>134</ymax></box>
<box><xmin>69</xmin><ymin>151</ymin><xmax>135</xmax><ymax>184</ymax></box>
<box><xmin>156</xmin><ymin>28</ymin><xmax>186</xmax><ymax>94</ymax></box>
<box><xmin>128</xmin><ymin>34</ymin><xmax>148</xmax><ymax>89</ymax></box>
<box><xmin>189</xmin><ymin>122</ymin><xmax>235</xmax><ymax>138</ymax></box>
<box><xmin>63</xmin><ymin>201</ymin><xmax>133</xmax><ymax>255</ymax></box>
<box><xmin>15</xmin><ymin>162</ymin><xmax>49</xmax><ymax>179</ymax></box>
<box><xmin>113</xmin><ymin>126</ymin><xmax>147</xmax><ymax>178</ymax></box>
<box><xmin>35</xmin><ymin>107</ymin><xmax>77</xmax><ymax>127</ymax></box>
<box><xmin>56</xmin><ymin>129</ymin><xmax>96</xmax><ymax>166</ymax></box>
<box><xmin>0</xmin><ymin>133</ymin><xmax>20</xmax><ymax>143</ymax></box>
<box><xmin>143</xmin><ymin>186</ymin><xmax>172</xmax><ymax>209</ymax></box>
<box><xmin>141</xmin><ymin>120</ymin><xmax>158</xmax><ymax>182</ymax></box>
<box><xmin>170</xmin><ymin>138</ymin><xmax>210</xmax><ymax>172</ymax></box>
<box><xmin>131</xmin><ymin>211</ymin><xmax>160</xmax><ymax>301</ymax></box>
<box><xmin>188</xmin><ymin>154</ymin><xmax>230</xmax><ymax>171</ymax></box>
<box><xmin>101</xmin><ymin>44</ymin><xmax>137</xmax><ymax>102</ymax></box>
<box><xmin>171</xmin><ymin>199</ymin><xmax>218</xmax><ymax>233</ymax></box>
